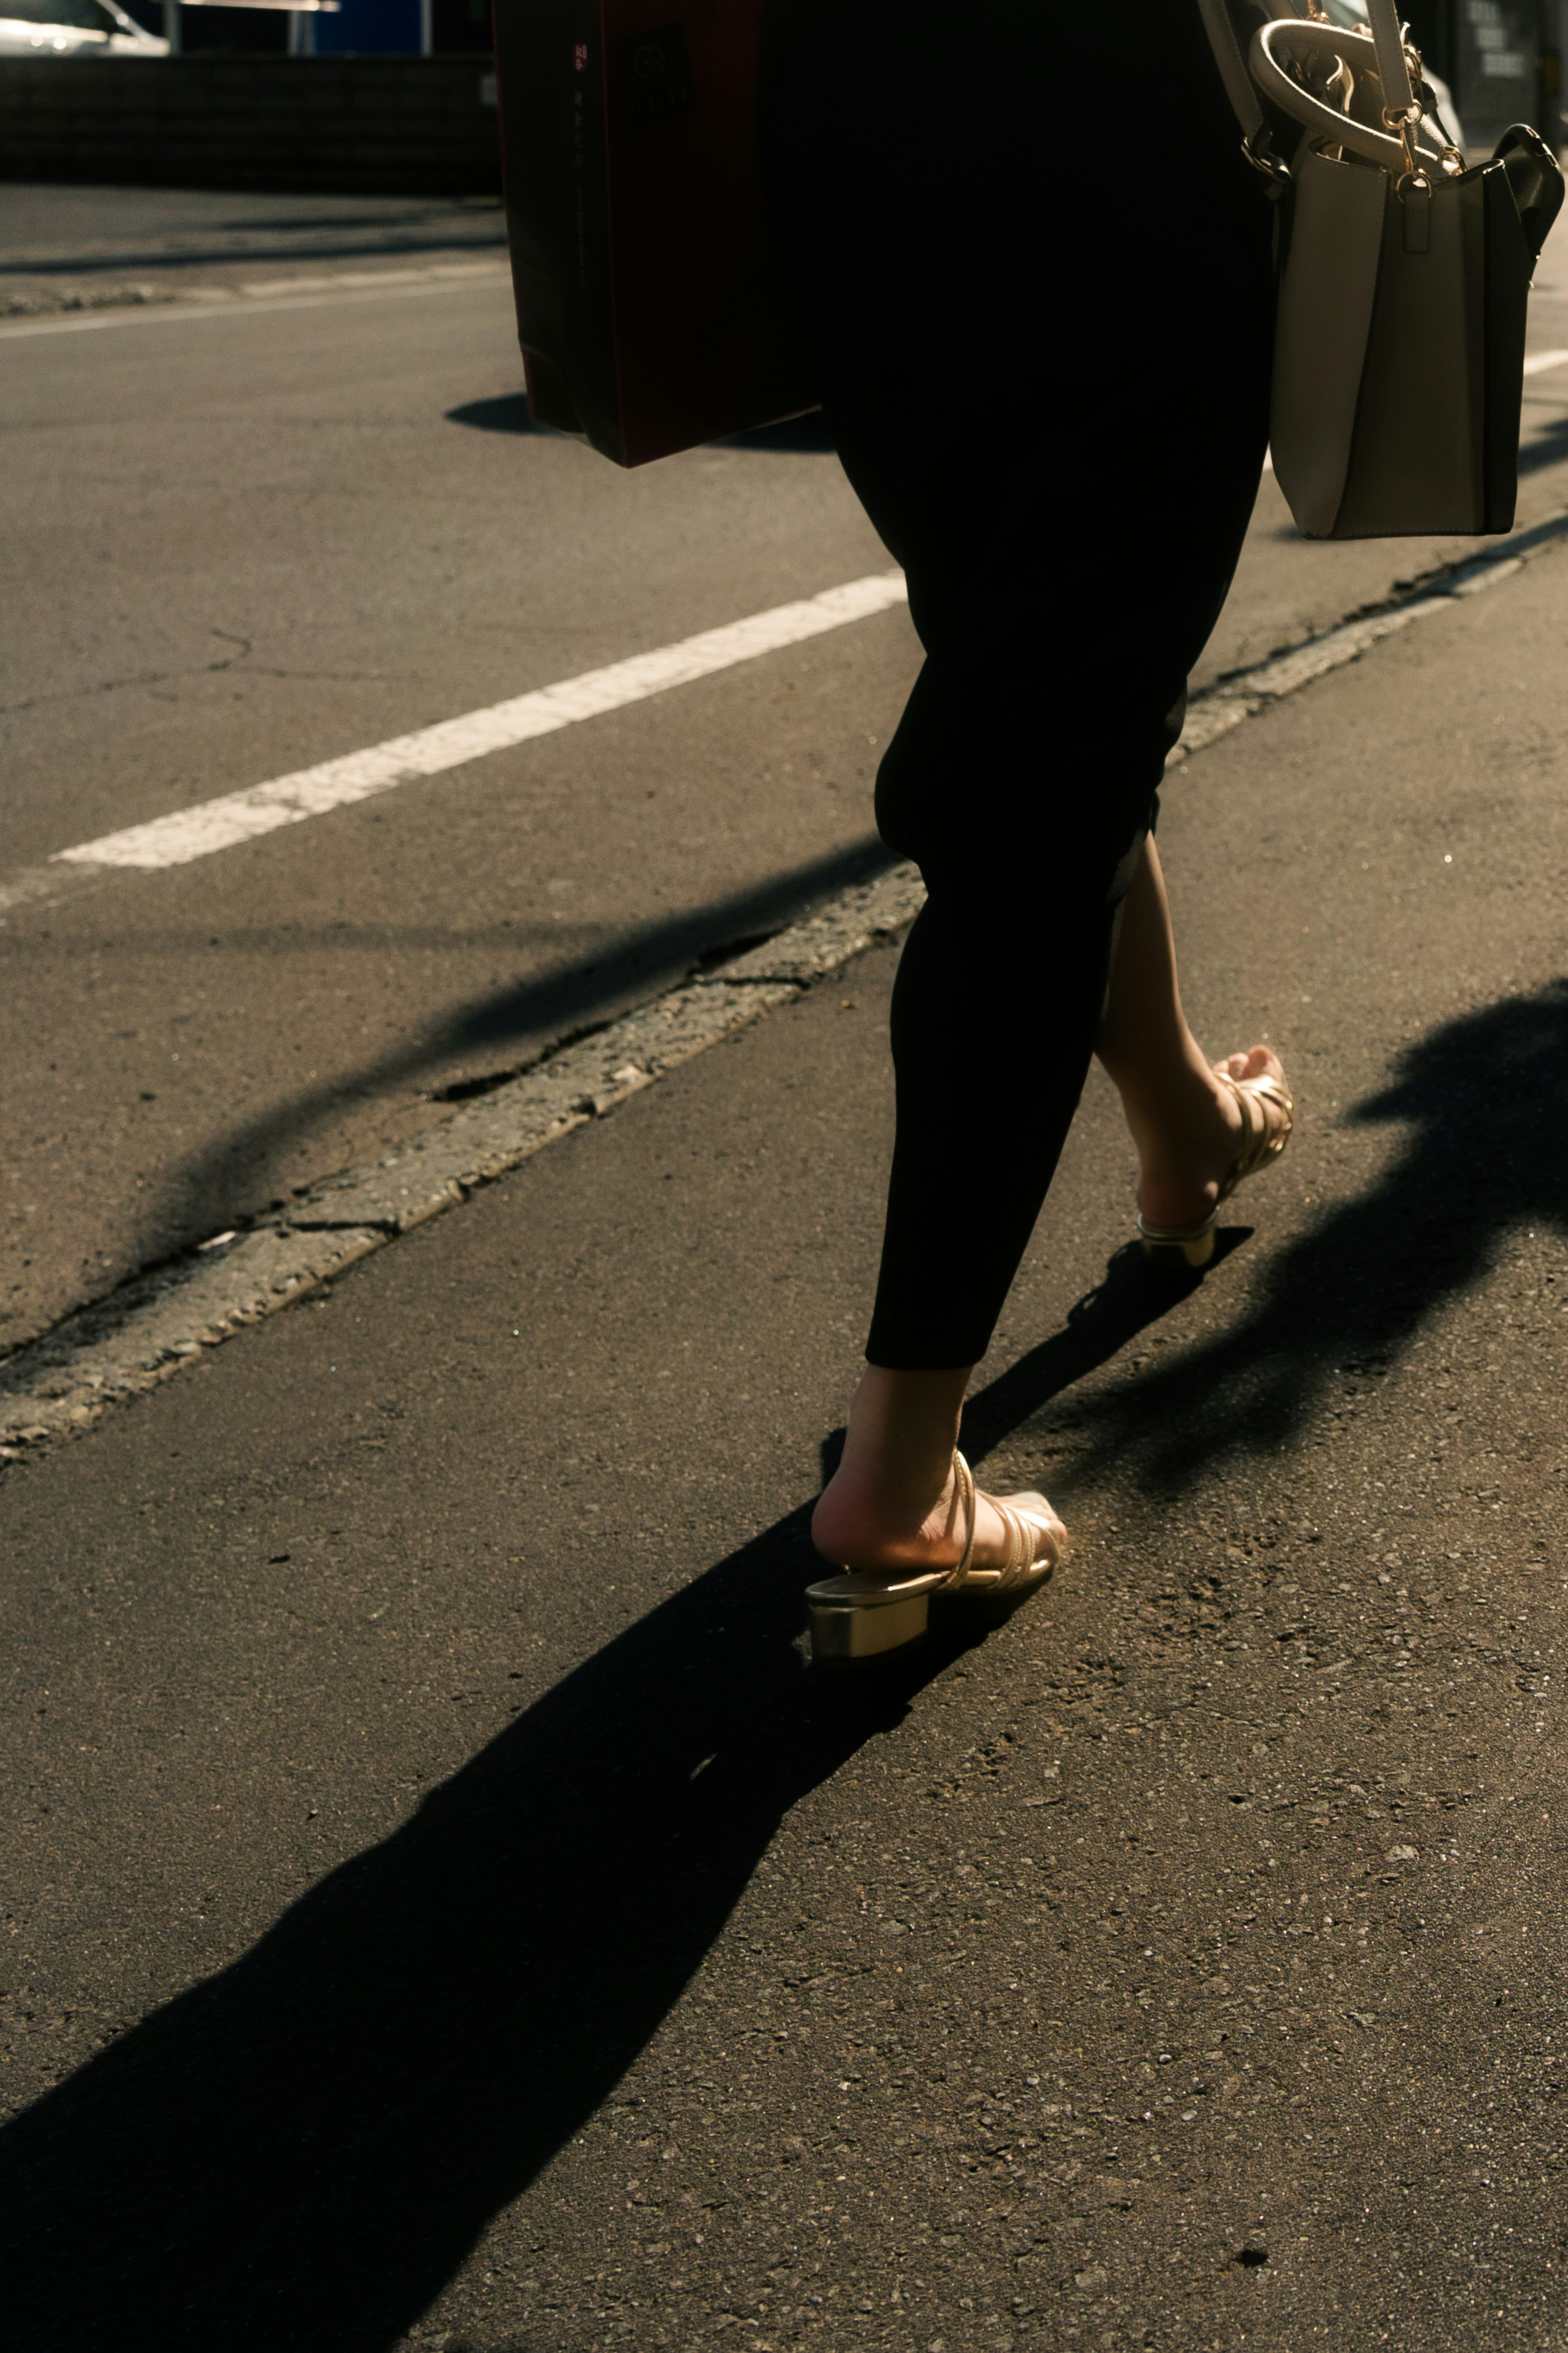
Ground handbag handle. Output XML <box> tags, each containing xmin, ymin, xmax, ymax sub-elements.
<box><xmin>1252</xmin><ymin>18</ymin><xmax>1431</xmax><ymax>171</ymax></box>
<box><xmin>1200</xmin><ymin>0</ymin><xmax>1443</xmax><ymax>178</ymax></box>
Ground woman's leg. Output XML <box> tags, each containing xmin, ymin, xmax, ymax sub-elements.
<box><xmin>1096</xmin><ymin>835</ymin><xmax>1289</xmax><ymax>1232</ymax></box>
<box><xmin>809</xmin><ymin>1365</ymin><xmax>974</xmax><ymax>1573</ymax></box>
<box><xmin>764</xmin><ymin>0</ymin><xmax>1276</xmax><ymax>1575</ymax></box>
<box><xmin>811</xmin><ymin>838</ymin><xmax>1288</xmax><ymax>1577</ymax></box>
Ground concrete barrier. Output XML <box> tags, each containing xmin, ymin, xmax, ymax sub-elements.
<box><xmin>0</xmin><ymin>55</ymin><xmax>501</xmax><ymax>194</ymax></box>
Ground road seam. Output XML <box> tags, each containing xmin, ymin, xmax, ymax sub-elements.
<box><xmin>2</xmin><ymin>506</ymin><xmax>1565</xmax><ymax>1461</ymax></box>
<box><xmin>0</xmin><ymin>260</ymin><xmax>512</xmax><ymax>340</ymax></box>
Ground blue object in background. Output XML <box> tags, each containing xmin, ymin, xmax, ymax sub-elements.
<box><xmin>312</xmin><ymin>0</ymin><xmax>423</xmax><ymax>51</ymax></box>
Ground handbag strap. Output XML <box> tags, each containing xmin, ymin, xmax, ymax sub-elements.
<box><xmin>1203</xmin><ymin>0</ymin><xmax>1437</xmax><ymax>179</ymax></box>
<box><xmin>1198</xmin><ymin>0</ymin><xmax>1310</xmax><ymax>181</ymax></box>
<box><xmin>1363</xmin><ymin>0</ymin><xmax>1417</xmax><ymax>122</ymax></box>
<box><xmin>1196</xmin><ymin>0</ymin><xmax>1269</xmax><ymax>142</ymax></box>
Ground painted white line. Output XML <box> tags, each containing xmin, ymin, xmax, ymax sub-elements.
<box><xmin>50</xmin><ymin>573</ymin><xmax>910</xmax><ymax>874</ymax></box>
<box><xmin>0</xmin><ymin>264</ymin><xmax>511</xmax><ymax>340</ymax></box>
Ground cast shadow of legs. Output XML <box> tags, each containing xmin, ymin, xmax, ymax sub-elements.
<box><xmin>990</xmin><ymin>979</ymin><xmax>1568</xmax><ymax>1495</ymax></box>
<box><xmin>0</xmin><ymin>1251</ymin><xmax>1186</xmax><ymax>2353</ymax></box>
<box><xmin>9</xmin><ymin>982</ymin><xmax>1553</xmax><ymax>2347</ymax></box>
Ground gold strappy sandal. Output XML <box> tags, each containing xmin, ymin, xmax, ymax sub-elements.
<box><xmin>806</xmin><ymin>1450</ymin><xmax>1067</xmax><ymax>1664</ymax></box>
<box><xmin>1137</xmin><ymin>1062</ymin><xmax>1294</xmax><ymax>1274</ymax></box>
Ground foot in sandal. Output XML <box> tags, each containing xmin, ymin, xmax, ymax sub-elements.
<box><xmin>1131</xmin><ymin>1045</ymin><xmax>1293</xmax><ymax>1271</ymax></box>
<box><xmin>808</xmin><ymin>1369</ymin><xmax>1067</xmax><ymax>1663</ymax></box>
<box><xmin>1095</xmin><ymin>839</ymin><xmax>1293</xmax><ymax>1271</ymax></box>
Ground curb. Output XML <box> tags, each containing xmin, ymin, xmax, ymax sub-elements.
<box><xmin>0</xmin><ymin>865</ymin><xmax>924</xmax><ymax>1459</ymax></box>
<box><xmin>4</xmin><ymin>504</ymin><xmax>1566</xmax><ymax>1463</ymax></box>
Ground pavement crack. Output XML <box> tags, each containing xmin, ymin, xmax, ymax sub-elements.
<box><xmin>0</xmin><ymin>631</ymin><xmax>255</xmax><ymax>718</ymax></box>
<box><xmin>0</xmin><ymin>865</ymin><xmax>922</xmax><ymax>1458</ymax></box>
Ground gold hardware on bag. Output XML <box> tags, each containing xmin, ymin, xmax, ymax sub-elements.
<box><xmin>1200</xmin><ymin>0</ymin><xmax>1564</xmax><ymax>540</ymax></box>
<box><xmin>1398</xmin><ymin>169</ymin><xmax>1432</xmax><ymax>251</ymax></box>
<box><xmin>1241</xmin><ymin>122</ymin><xmax>1292</xmax><ymax>189</ymax></box>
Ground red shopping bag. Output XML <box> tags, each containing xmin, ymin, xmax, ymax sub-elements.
<box><xmin>493</xmin><ymin>0</ymin><xmax>817</xmax><ymax>466</ymax></box>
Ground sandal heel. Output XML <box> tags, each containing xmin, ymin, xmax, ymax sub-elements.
<box><xmin>1140</xmin><ymin>1226</ymin><xmax>1216</xmax><ymax>1275</ymax></box>
<box><xmin>808</xmin><ymin>1589</ymin><xmax>929</xmax><ymax>1664</ymax></box>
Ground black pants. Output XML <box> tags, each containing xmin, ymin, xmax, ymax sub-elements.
<box><xmin>763</xmin><ymin>2</ymin><xmax>1276</xmax><ymax>1368</ymax></box>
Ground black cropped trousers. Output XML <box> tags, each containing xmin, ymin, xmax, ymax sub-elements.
<box><xmin>763</xmin><ymin>2</ymin><xmax>1276</xmax><ymax>1368</ymax></box>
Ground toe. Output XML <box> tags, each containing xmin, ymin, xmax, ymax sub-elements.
<box><xmin>1216</xmin><ymin>1045</ymin><xmax>1278</xmax><ymax>1082</ymax></box>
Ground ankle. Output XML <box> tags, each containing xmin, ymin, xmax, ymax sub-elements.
<box><xmin>813</xmin><ymin>1363</ymin><xmax>972</xmax><ymax>1566</ymax></box>
<box><xmin>1103</xmin><ymin>1032</ymin><xmax>1223</xmax><ymax>1127</ymax></box>
<box><xmin>837</xmin><ymin>1365</ymin><xmax>968</xmax><ymax>1491</ymax></box>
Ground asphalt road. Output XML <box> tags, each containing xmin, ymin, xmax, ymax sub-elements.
<box><xmin>4</xmin><ymin>184</ymin><xmax>1568</xmax><ymax>2353</ymax></box>
<box><xmin>0</xmin><ymin>183</ymin><xmax>510</xmax><ymax>317</ymax></box>
<box><xmin>3</xmin><ymin>189</ymin><xmax>1566</xmax><ymax>1361</ymax></box>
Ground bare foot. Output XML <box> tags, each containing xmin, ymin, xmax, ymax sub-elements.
<box><xmin>1127</xmin><ymin>1043</ymin><xmax>1289</xmax><ymax>1233</ymax></box>
<box><xmin>810</xmin><ymin>1364</ymin><xmax>1066</xmax><ymax>1579</ymax></box>
<box><xmin>812</xmin><ymin>1452</ymin><xmax>1066</xmax><ymax>1580</ymax></box>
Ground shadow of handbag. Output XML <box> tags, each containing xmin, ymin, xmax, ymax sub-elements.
<box><xmin>492</xmin><ymin>0</ymin><xmax>820</xmax><ymax>468</ymax></box>
<box><xmin>1199</xmin><ymin>0</ymin><xmax>1564</xmax><ymax>538</ymax></box>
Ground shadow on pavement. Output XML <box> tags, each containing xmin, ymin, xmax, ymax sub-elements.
<box><xmin>0</xmin><ymin>1535</ymin><xmax>980</xmax><ymax>2349</ymax></box>
<box><xmin>445</xmin><ymin>392</ymin><xmax>567</xmax><ymax>437</ymax></box>
<box><xmin>132</xmin><ymin>833</ymin><xmax>895</xmax><ymax>1274</ymax></box>
<box><xmin>0</xmin><ymin>1242</ymin><xmax>1186</xmax><ymax>2352</ymax></box>
<box><xmin>444</xmin><ymin>397</ymin><xmax>836</xmax><ymax>455</ymax></box>
<box><xmin>1013</xmin><ymin>977</ymin><xmax>1568</xmax><ymax>1494</ymax></box>
<box><xmin>710</xmin><ymin>412</ymin><xmax>837</xmax><ymax>454</ymax></box>
<box><xmin>1520</xmin><ymin>408</ymin><xmax>1568</xmax><ymax>475</ymax></box>
<box><xmin>4</xmin><ymin>983</ymin><xmax>1564</xmax><ymax>2346</ymax></box>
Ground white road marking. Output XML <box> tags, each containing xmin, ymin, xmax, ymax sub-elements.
<box><xmin>0</xmin><ymin>262</ymin><xmax>510</xmax><ymax>340</ymax></box>
<box><xmin>50</xmin><ymin>573</ymin><xmax>910</xmax><ymax>875</ymax></box>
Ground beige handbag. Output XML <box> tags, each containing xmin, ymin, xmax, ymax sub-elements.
<box><xmin>1200</xmin><ymin>0</ymin><xmax>1564</xmax><ymax>538</ymax></box>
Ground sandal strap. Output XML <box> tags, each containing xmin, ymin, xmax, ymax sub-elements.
<box><xmin>948</xmin><ymin>1450</ymin><xmax>979</xmax><ymax>1588</ymax></box>
<box><xmin>947</xmin><ymin>1460</ymin><xmax>1059</xmax><ymax>1595</ymax></box>
<box><xmin>1215</xmin><ymin>1068</ymin><xmax>1294</xmax><ymax>1202</ymax></box>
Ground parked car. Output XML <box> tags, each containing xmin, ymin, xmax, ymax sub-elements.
<box><xmin>0</xmin><ymin>0</ymin><xmax>167</xmax><ymax>56</ymax></box>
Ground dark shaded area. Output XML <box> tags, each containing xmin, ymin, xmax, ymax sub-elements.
<box><xmin>0</xmin><ymin>1233</ymin><xmax>1187</xmax><ymax>2353</ymax></box>
<box><xmin>1519</xmin><ymin>408</ymin><xmax>1568</xmax><ymax>476</ymax></box>
<box><xmin>140</xmin><ymin>834</ymin><xmax>895</xmax><ymax>1267</ymax></box>
<box><xmin>443</xmin><ymin>396</ymin><xmax>834</xmax><ymax>454</ymax></box>
<box><xmin>4</xmin><ymin>982</ymin><xmax>1561</xmax><ymax>2346</ymax></box>
<box><xmin>0</xmin><ymin>56</ymin><xmax>505</xmax><ymax>199</ymax></box>
<box><xmin>1028</xmin><ymin>979</ymin><xmax>1568</xmax><ymax>1492</ymax></box>
<box><xmin>710</xmin><ymin>410</ymin><xmax>835</xmax><ymax>453</ymax></box>
<box><xmin>445</xmin><ymin>391</ymin><xmax>563</xmax><ymax>438</ymax></box>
